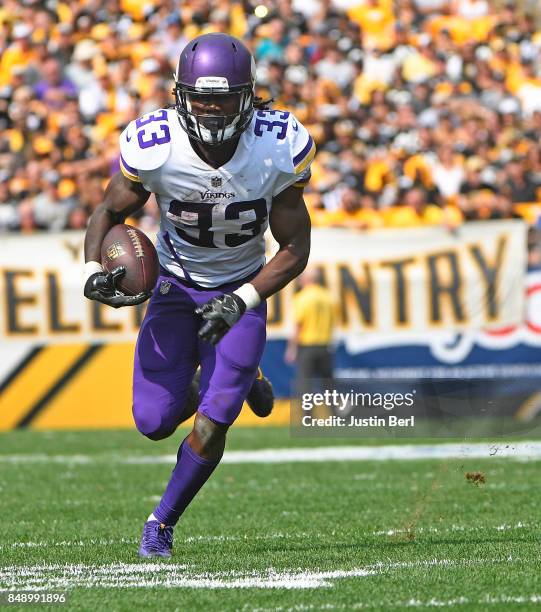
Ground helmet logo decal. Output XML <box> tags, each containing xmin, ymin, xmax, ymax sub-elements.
<box><xmin>195</xmin><ymin>76</ymin><xmax>229</xmax><ymax>89</ymax></box>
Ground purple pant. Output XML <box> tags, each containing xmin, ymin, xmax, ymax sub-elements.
<box><xmin>133</xmin><ymin>270</ymin><xmax>267</xmax><ymax>438</ymax></box>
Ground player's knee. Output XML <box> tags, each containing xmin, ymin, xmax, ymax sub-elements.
<box><xmin>132</xmin><ymin>404</ymin><xmax>176</xmax><ymax>441</ymax></box>
<box><xmin>187</xmin><ymin>412</ymin><xmax>228</xmax><ymax>461</ymax></box>
<box><xmin>144</xmin><ymin>427</ymin><xmax>175</xmax><ymax>441</ymax></box>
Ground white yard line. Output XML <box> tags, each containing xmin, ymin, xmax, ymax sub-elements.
<box><xmin>1</xmin><ymin>441</ymin><xmax>541</xmax><ymax>465</ymax></box>
<box><xmin>371</xmin><ymin>521</ymin><xmax>533</xmax><ymax>537</ymax></box>
<box><xmin>0</xmin><ymin>558</ymin><xmax>525</xmax><ymax>591</ymax></box>
<box><xmin>253</xmin><ymin>594</ymin><xmax>541</xmax><ymax>610</ymax></box>
<box><xmin>0</xmin><ymin>558</ymin><xmax>528</xmax><ymax>592</ymax></box>
<box><xmin>0</xmin><ymin>564</ymin><xmax>375</xmax><ymax>590</ymax></box>
<box><xmin>0</xmin><ymin>454</ymin><xmax>92</xmax><ymax>464</ymax></box>
<box><xmin>220</xmin><ymin>442</ymin><xmax>541</xmax><ymax>463</ymax></box>
<box><xmin>0</xmin><ymin>538</ymin><xmax>139</xmax><ymax>551</ymax></box>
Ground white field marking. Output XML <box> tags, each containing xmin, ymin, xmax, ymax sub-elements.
<box><xmin>482</xmin><ymin>594</ymin><xmax>541</xmax><ymax>605</ymax></box>
<box><xmin>2</xmin><ymin>441</ymin><xmax>541</xmax><ymax>465</ymax></box>
<box><xmin>371</xmin><ymin>521</ymin><xmax>534</xmax><ymax>537</ymax></box>
<box><xmin>125</xmin><ymin>441</ymin><xmax>541</xmax><ymax>464</ymax></box>
<box><xmin>0</xmin><ymin>557</ymin><xmax>526</xmax><ymax>591</ymax></box>
<box><xmin>252</xmin><ymin>594</ymin><xmax>541</xmax><ymax>610</ymax></box>
<box><xmin>0</xmin><ymin>454</ymin><xmax>92</xmax><ymax>464</ymax></box>
<box><xmin>0</xmin><ymin>564</ymin><xmax>375</xmax><ymax>590</ymax></box>
<box><xmin>0</xmin><ymin>538</ymin><xmax>139</xmax><ymax>551</ymax></box>
<box><xmin>367</xmin><ymin>594</ymin><xmax>541</xmax><ymax>609</ymax></box>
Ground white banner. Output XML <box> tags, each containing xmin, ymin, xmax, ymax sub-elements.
<box><xmin>0</xmin><ymin>220</ymin><xmax>527</xmax><ymax>346</ymax></box>
<box><xmin>286</xmin><ymin>220</ymin><xmax>528</xmax><ymax>338</ymax></box>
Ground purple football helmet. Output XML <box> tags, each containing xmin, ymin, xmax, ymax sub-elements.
<box><xmin>174</xmin><ymin>33</ymin><xmax>257</xmax><ymax>146</ymax></box>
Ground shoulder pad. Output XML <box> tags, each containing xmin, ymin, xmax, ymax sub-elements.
<box><xmin>119</xmin><ymin>109</ymin><xmax>172</xmax><ymax>176</ymax></box>
<box><xmin>253</xmin><ymin>110</ymin><xmax>315</xmax><ymax>176</ymax></box>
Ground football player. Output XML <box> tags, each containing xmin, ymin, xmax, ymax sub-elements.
<box><xmin>83</xmin><ymin>33</ymin><xmax>314</xmax><ymax>558</ymax></box>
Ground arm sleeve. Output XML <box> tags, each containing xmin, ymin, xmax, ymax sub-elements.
<box><xmin>272</xmin><ymin>115</ymin><xmax>316</xmax><ymax>197</ymax></box>
<box><xmin>118</xmin><ymin>109</ymin><xmax>172</xmax><ymax>183</ymax></box>
<box><xmin>119</xmin><ymin>121</ymin><xmax>141</xmax><ymax>183</ymax></box>
<box><xmin>119</xmin><ymin>145</ymin><xmax>141</xmax><ymax>183</ymax></box>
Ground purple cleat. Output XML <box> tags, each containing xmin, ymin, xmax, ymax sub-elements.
<box><xmin>138</xmin><ymin>520</ymin><xmax>174</xmax><ymax>558</ymax></box>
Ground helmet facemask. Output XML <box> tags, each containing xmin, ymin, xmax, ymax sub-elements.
<box><xmin>174</xmin><ymin>82</ymin><xmax>254</xmax><ymax>146</ymax></box>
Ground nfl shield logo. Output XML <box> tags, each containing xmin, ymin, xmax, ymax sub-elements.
<box><xmin>159</xmin><ymin>280</ymin><xmax>171</xmax><ymax>295</ymax></box>
<box><xmin>211</xmin><ymin>176</ymin><xmax>222</xmax><ymax>188</ymax></box>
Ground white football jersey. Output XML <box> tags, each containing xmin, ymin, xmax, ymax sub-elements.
<box><xmin>118</xmin><ymin>107</ymin><xmax>315</xmax><ymax>287</ymax></box>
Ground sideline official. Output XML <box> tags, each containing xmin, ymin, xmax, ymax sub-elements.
<box><xmin>285</xmin><ymin>268</ymin><xmax>336</xmax><ymax>395</ymax></box>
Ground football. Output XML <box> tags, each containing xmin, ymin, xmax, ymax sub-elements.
<box><xmin>101</xmin><ymin>224</ymin><xmax>159</xmax><ymax>295</ymax></box>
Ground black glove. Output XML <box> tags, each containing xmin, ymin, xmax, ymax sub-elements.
<box><xmin>84</xmin><ymin>266</ymin><xmax>150</xmax><ymax>309</ymax></box>
<box><xmin>195</xmin><ymin>293</ymin><xmax>246</xmax><ymax>345</ymax></box>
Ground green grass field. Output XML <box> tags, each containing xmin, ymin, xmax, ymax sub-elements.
<box><xmin>0</xmin><ymin>427</ymin><xmax>540</xmax><ymax>611</ymax></box>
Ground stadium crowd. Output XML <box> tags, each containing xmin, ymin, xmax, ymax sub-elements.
<box><xmin>1</xmin><ymin>0</ymin><xmax>541</xmax><ymax>233</ymax></box>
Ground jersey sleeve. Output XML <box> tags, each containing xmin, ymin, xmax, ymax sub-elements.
<box><xmin>272</xmin><ymin>113</ymin><xmax>316</xmax><ymax>197</ymax></box>
<box><xmin>118</xmin><ymin>109</ymin><xmax>172</xmax><ymax>184</ymax></box>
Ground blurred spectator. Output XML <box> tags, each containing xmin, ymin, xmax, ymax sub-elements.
<box><xmin>66</xmin><ymin>40</ymin><xmax>99</xmax><ymax>91</ymax></box>
<box><xmin>0</xmin><ymin>180</ymin><xmax>18</xmax><ymax>232</ymax></box>
<box><xmin>321</xmin><ymin>186</ymin><xmax>384</xmax><ymax>229</ymax></box>
<box><xmin>430</xmin><ymin>146</ymin><xmax>465</xmax><ymax>201</ymax></box>
<box><xmin>1</xmin><ymin>0</ymin><xmax>541</xmax><ymax>234</ymax></box>
<box><xmin>32</xmin><ymin>172</ymin><xmax>74</xmax><ymax>231</ymax></box>
<box><xmin>314</xmin><ymin>47</ymin><xmax>356</xmax><ymax>89</ymax></box>
<box><xmin>34</xmin><ymin>57</ymin><xmax>77</xmax><ymax>106</ymax></box>
<box><xmin>156</xmin><ymin>15</ymin><xmax>188</xmax><ymax>66</ymax></box>
<box><xmin>454</xmin><ymin>0</ymin><xmax>489</xmax><ymax>20</ymax></box>
<box><xmin>255</xmin><ymin>18</ymin><xmax>287</xmax><ymax>61</ymax></box>
<box><xmin>504</xmin><ymin>159</ymin><xmax>539</xmax><ymax>203</ymax></box>
<box><xmin>67</xmin><ymin>206</ymin><xmax>89</xmax><ymax>230</ymax></box>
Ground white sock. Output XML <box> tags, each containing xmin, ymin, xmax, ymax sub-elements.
<box><xmin>148</xmin><ymin>513</ymin><xmax>158</xmax><ymax>522</ymax></box>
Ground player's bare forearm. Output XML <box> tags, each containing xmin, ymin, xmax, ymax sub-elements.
<box><xmin>84</xmin><ymin>172</ymin><xmax>150</xmax><ymax>262</ymax></box>
<box><xmin>251</xmin><ymin>185</ymin><xmax>311</xmax><ymax>300</ymax></box>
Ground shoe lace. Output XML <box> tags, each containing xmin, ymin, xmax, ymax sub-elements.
<box><xmin>160</xmin><ymin>525</ymin><xmax>173</xmax><ymax>547</ymax></box>
<box><xmin>144</xmin><ymin>522</ymin><xmax>173</xmax><ymax>549</ymax></box>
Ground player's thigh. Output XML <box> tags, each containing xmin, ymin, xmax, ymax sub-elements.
<box><xmin>198</xmin><ymin>302</ymin><xmax>267</xmax><ymax>425</ymax></box>
<box><xmin>133</xmin><ymin>288</ymin><xmax>199</xmax><ymax>434</ymax></box>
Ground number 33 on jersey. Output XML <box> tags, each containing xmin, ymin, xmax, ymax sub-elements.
<box><xmin>118</xmin><ymin>108</ymin><xmax>315</xmax><ymax>288</ymax></box>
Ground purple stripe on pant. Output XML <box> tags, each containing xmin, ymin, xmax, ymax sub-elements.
<box><xmin>132</xmin><ymin>269</ymin><xmax>267</xmax><ymax>438</ymax></box>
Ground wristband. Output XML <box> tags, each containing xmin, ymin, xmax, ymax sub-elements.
<box><xmin>84</xmin><ymin>261</ymin><xmax>104</xmax><ymax>283</ymax></box>
<box><xmin>233</xmin><ymin>283</ymin><xmax>261</xmax><ymax>310</ymax></box>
